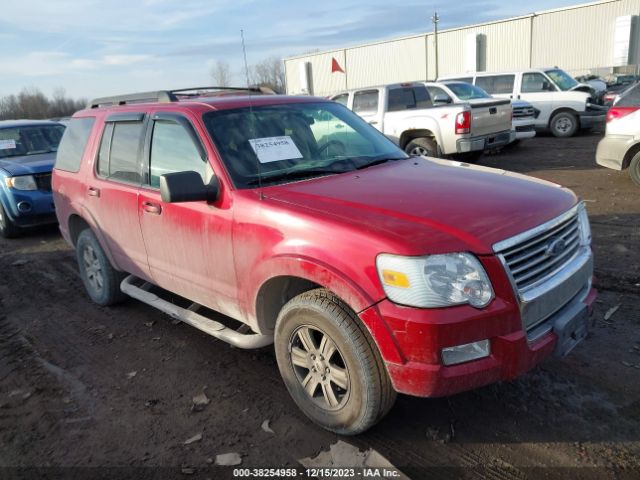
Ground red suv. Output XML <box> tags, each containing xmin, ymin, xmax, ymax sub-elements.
<box><xmin>53</xmin><ymin>87</ymin><xmax>596</xmax><ymax>434</ymax></box>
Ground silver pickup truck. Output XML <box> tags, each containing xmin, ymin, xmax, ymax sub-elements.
<box><xmin>330</xmin><ymin>82</ymin><xmax>513</xmax><ymax>160</ymax></box>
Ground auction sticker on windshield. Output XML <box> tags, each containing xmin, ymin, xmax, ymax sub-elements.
<box><xmin>249</xmin><ymin>136</ymin><xmax>303</xmax><ymax>164</ymax></box>
<box><xmin>0</xmin><ymin>139</ymin><xmax>16</xmax><ymax>150</ymax></box>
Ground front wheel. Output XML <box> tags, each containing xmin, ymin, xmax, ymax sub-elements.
<box><xmin>0</xmin><ymin>203</ymin><xmax>20</xmax><ymax>238</ymax></box>
<box><xmin>629</xmin><ymin>151</ymin><xmax>640</xmax><ymax>186</ymax></box>
<box><xmin>274</xmin><ymin>289</ymin><xmax>396</xmax><ymax>435</ymax></box>
<box><xmin>550</xmin><ymin>112</ymin><xmax>578</xmax><ymax>137</ymax></box>
<box><xmin>76</xmin><ymin>229</ymin><xmax>127</xmax><ymax>306</ymax></box>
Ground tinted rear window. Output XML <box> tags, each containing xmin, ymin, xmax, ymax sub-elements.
<box><xmin>55</xmin><ymin>118</ymin><xmax>94</xmax><ymax>172</ymax></box>
<box><xmin>475</xmin><ymin>75</ymin><xmax>515</xmax><ymax>95</ymax></box>
<box><xmin>616</xmin><ymin>83</ymin><xmax>640</xmax><ymax>107</ymax></box>
<box><xmin>388</xmin><ymin>87</ymin><xmax>431</xmax><ymax>111</ymax></box>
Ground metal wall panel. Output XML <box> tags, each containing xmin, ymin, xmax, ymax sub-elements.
<box><xmin>531</xmin><ymin>0</ymin><xmax>640</xmax><ymax>73</ymax></box>
<box><xmin>285</xmin><ymin>50</ymin><xmax>348</xmax><ymax>96</ymax></box>
<box><xmin>345</xmin><ymin>36</ymin><xmax>428</xmax><ymax>88</ymax></box>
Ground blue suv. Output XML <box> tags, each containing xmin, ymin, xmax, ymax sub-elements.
<box><xmin>0</xmin><ymin>120</ymin><xmax>65</xmax><ymax>237</ymax></box>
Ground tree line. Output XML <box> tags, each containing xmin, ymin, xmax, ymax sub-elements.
<box><xmin>211</xmin><ymin>57</ymin><xmax>285</xmax><ymax>93</ymax></box>
<box><xmin>0</xmin><ymin>88</ymin><xmax>86</xmax><ymax>121</ymax></box>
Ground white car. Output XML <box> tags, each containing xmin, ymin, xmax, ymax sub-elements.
<box><xmin>439</xmin><ymin>68</ymin><xmax>607</xmax><ymax>137</ymax></box>
<box><xmin>596</xmin><ymin>82</ymin><xmax>640</xmax><ymax>185</ymax></box>
<box><xmin>424</xmin><ymin>81</ymin><xmax>536</xmax><ymax>142</ymax></box>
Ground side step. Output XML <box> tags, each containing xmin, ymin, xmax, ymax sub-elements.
<box><xmin>120</xmin><ymin>275</ymin><xmax>273</xmax><ymax>349</ymax></box>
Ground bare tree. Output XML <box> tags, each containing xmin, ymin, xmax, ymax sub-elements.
<box><xmin>0</xmin><ymin>87</ymin><xmax>86</xmax><ymax>120</ymax></box>
<box><xmin>211</xmin><ymin>60</ymin><xmax>232</xmax><ymax>87</ymax></box>
<box><xmin>250</xmin><ymin>57</ymin><xmax>285</xmax><ymax>93</ymax></box>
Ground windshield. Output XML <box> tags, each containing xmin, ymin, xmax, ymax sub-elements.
<box><xmin>446</xmin><ymin>82</ymin><xmax>491</xmax><ymax>100</ymax></box>
<box><xmin>203</xmin><ymin>101</ymin><xmax>408</xmax><ymax>189</ymax></box>
<box><xmin>0</xmin><ymin>125</ymin><xmax>65</xmax><ymax>159</ymax></box>
<box><xmin>544</xmin><ymin>69</ymin><xmax>579</xmax><ymax>91</ymax></box>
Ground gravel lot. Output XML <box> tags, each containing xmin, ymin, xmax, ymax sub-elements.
<box><xmin>1</xmin><ymin>131</ymin><xmax>639</xmax><ymax>479</ymax></box>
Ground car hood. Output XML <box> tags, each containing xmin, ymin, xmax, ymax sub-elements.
<box><xmin>0</xmin><ymin>152</ymin><xmax>55</xmax><ymax>176</ymax></box>
<box><xmin>266</xmin><ymin>158</ymin><xmax>578</xmax><ymax>255</ymax></box>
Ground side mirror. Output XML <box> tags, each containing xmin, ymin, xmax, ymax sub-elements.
<box><xmin>433</xmin><ymin>94</ymin><xmax>451</xmax><ymax>104</ymax></box>
<box><xmin>160</xmin><ymin>170</ymin><xmax>219</xmax><ymax>203</ymax></box>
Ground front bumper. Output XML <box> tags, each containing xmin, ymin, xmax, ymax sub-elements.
<box><xmin>2</xmin><ymin>189</ymin><xmax>57</xmax><ymax>227</ymax></box>
<box><xmin>578</xmin><ymin>108</ymin><xmax>606</xmax><ymax>129</ymax></box>
<box><xmin>596</xmin><ymin>135</ymin><xmax>637</xmax><ymax>170</ymax></box>
<box><xmin>456</xmin><ymin>130</ymin><xmax>512</xmax><ymax>153</ymax></box>
<box><xmin>359</xmin><ymin>255</ymin><xmax>596</xmax><ymax>398</ymax></box>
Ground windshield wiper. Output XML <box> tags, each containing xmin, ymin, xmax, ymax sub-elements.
<box><xmin>354</xmin><ymin>157</ymin><xmax>407</xmax><ymax>170</ymax></box>
<box><xmin>245</xmin><ymin>168</ymin><xmax>345</xmax><ymax>186</ymax></box>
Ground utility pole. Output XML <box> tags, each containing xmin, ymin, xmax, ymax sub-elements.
<box><xmin>432</xmin><ymin>12</ymin><xmax>440</xmax><ymax>79</ymax></box>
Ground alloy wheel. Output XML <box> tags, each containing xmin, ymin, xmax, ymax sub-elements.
<box><xmin>289</xmin><ymin>325</ymin><xmax>350</xmax><ymax>410</ymax></box>
<box><xmin>83</xmin><ymin>245</ymin><xmax>104</xmax><ymax>293</ymax></box>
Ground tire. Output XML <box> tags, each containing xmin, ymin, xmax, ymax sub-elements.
<box><xmin>274</xmin><ymin>289</ymin><xmax>396</xmax><ymax>435</ymax></box>
<box><xmin>550</xmin><ymin>112</ymin><xmax>578</xmax><ymax>137</ymax></box>
<box><xmin>76</xmin><ymin>229</ymin><xmax>127</xmax><ymax>306</ymax></box>
<box><xmin>629</xmin><ymin>151</ymin><xmax>640</xmax><ymax>186</ymax></box>
<box><xmin>0</xmin><ymin>202</ymin><xmax>20</xmax><ymax>238</ymax></box>
<box><xmin>404</xmin><ymin>137</ymin><xmax>439</xmax><ymax>158</ymax></box>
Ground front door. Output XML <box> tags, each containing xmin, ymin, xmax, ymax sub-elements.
<box><xmin>137</xmin><ymin>112</ymin><xmax>238</xmax><ymax>318</ymax></box>
<box><xmin>518</xmin><ymin>72</ymin><xmax>559</xmax><ymax>128</ymax></box>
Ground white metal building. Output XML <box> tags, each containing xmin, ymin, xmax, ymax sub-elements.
<box><xmin>284</xmin><ymin>0</ymin><xmax>640</xmax><ymax>96</ymax></box>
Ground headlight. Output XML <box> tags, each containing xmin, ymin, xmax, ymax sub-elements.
<box><xmin>577</xmin><ymin>202</ymin><xmax>591</xmax><ymax>246</ymax></box>
<box><xmin>5</xmin><ymin>175</ymin><xmax>37</xmax><ymax>191</ymax></box>
<box><xmin>376</xmin><ymin>253</ymin><xmax>494</xmax><ymax>308</ymax></box>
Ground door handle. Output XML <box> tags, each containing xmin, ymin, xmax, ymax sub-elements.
<box><xmin>88</xmin><ymin>187</ymin><xmax>100</xmax><ymax>197</ymax></box>
<box><xmin>368</xmin><ymin>121</ymin><xmax>378</xmax><ymax>125</ymax></box>
<box><xmin>142</xmin><ymin>202</ymin><xmax>162</xmax><ymax>215</ymax></box>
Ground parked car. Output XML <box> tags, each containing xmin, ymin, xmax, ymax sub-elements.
<box><xmin>0</xmin><ymin>120</ymin><xmax>65</xmax><ymax>237</ymax></box>
<box><xmin>439</xmin><ymin>68</ymin><xmax>607</xmax><ymax>137</ymax></box>
<box><xmin>330</xmin><ymin>82</ymin><xmax>512</xmax><ymax>161</ymax></box>
<box><xmin>596</xmin><ymin>82</ymin><xmax>640</xmax><ymax>185</ymax></box>
<box><xmin>602</xmin><ymin>81</ymin><xmax>639</xmax><ymax>107</ymax></box>
<box><xmin>53</xmin><ymin>87</ymin><xmax>595</xmax><ymax>434</ymax></box>
<box><xmin>423</xmin><ymin>81</ymin><xmax>536</xmax><ymax>142</ymax></box>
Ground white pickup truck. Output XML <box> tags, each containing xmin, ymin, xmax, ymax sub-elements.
<box><xmin>330</xmin><ymin>82</ymin><xmax>512</xmax><ymax>160</ymax></box>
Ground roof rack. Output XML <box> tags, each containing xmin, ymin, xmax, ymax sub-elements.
<box><xmin>88</xmin><ymin>86</ymin><xmax>277</xmax><ymax>109</ymax></box>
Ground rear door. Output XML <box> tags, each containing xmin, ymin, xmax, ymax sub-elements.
<box><xmin>137</xmin><ymin>111</ymin><xmax>237</xmax><ymax>316</ymax></box>
<box><xmin>88</xmin><ymin>113</ymin><xmax>151</xmax><ymax>279</ymax></box>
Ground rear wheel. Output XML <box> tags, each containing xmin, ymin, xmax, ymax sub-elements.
<box><xmin>0</xmin><ymin>203</ymin><xmax>20</xmax><ymax>238</ymax></box>
<box><xmin>274</xmin><ymin>289</ymin><xmax>396</xmax><ymax>435</ymax></box>
<box><xmin>629</xmin><ymin>151</ymin><xmax>640</xmax><ymax>186</ymax></box>
<box><xmin>404</xmin><ymin>137</ymin><xmax>439</xmax><ymax>158</ymax></box>
<box><xmin>550</xmin><ymin>112</ymin><xmax>578</xmax><ymax>137</ymax></box>
<box><xmin>76</xmin><ymin>229</ymin><xmax>126</xmax><ymax>306</ymax></box>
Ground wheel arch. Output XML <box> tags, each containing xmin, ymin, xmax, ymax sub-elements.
<box><xmin>399</xmin><ymin>129</ymin><xmax>436</xmax><ymax>150</ymax></box>
<box><xmin>622</xmin><ymin>142</ymin><xmax>640</xmax><ymax>170</ymax></box>
<box><xmin>548</xmin><ymin>107</ymin><xmax>579</xmax><ymax>128</ymax></box>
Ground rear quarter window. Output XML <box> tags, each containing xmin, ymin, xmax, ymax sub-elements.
<box><xmin>55</xmin><ymin>117</ymin><xmax>95</xmax><ymax>172</ymax></box>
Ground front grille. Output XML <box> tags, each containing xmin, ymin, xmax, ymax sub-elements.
<box><xmin>34</xmin><ymin>173</ymin><xmax>52</xmax><ymax>192</ymax></box>
<box><xmin>496</xmin><ymin>212</ymin><xmax>581</xmax><ymax>291</ymax></box>
<box><xmin>513</xmin><ymin>106</ymin><xmax>535</xmax><ymax>118</ymax></box>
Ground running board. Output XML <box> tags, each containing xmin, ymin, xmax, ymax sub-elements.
<box><xmin>120</xmin><ymin>275</ymin><xmax>273</xmax><ymax>349</ymax></box>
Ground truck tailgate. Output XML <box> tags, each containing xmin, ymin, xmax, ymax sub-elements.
<box><xmin>468</xmin><ymin>99</ymin><xmax>512</xmax><ymax>137</ymax></box>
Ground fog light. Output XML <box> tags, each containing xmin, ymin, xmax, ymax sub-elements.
<box><xmin>17</xmin><ymin>201</ymin><xmax>32</xmax><ymax>212</ymax></box>
<box><xmin>441</xmin><ymin>340</ymin><xmax>490</xmax><ymax>366</ymax></box>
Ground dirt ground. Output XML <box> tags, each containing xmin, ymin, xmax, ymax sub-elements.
<box><xmin>1</xmin><ymin>131</ymin><xmax>639</xmax><ymax>479</ymax></box>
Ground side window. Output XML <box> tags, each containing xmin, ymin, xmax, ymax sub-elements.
<box><xmin>387</xmin><ymin>87</ymin><xmax>432</xmax><ymax>112</ymax></box>
<box><xmin>427</xmin><ymin>86</ymin><xmax>451</xmax><ymax>103</ymax></box>
<box><xmin>521</xmin><ymin>73</ymin><xmax>556</xmax><ymax>93</ymax></box>
<box><xmin>55</xmin><ymin>117</ymin><xmax>95</xmax><ymax>172</ymax></box>
<box><xmin>149</xmin><ymin>120</ymin><xmax>207</xmax><ymax>188</ymax></box>
<box><xmin>476</xmin><ymin>75</ymin><xmax>515</xmax><ymax>95</ymax></box>
<box><xmin>96</xmin><ymin>121</ymin><xmax>144</xmax><ymax>183</ymax></box>
<box><xmin>352</xmin><ymin>90</ymin><xmax>379</xmax><ymax>114</ymax></box>
<box><xmin>332</xmin><ymin>94</ymin><xmax>349</xmax><ymax>107</ymax></box>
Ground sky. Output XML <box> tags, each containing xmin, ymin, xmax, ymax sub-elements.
<box><xmin>0</xmin><ymin>0</ymin><xmax>586</xmax><ymax>100</ymax></box>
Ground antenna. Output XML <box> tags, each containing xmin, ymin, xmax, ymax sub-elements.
<box><xmin>241</xmin><ymin>29</ymin><xmax>264</xmax><ymax>200</ymax></box>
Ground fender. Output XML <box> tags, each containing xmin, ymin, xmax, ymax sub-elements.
<box><xmin>245</xmin><ymin>254</ymin><xmax>405</xmax><ymax>364</ymax></box>
<box><xmin>391</xmin><ymin>114</ymin><xmax>443</xmax><ymax>148</ymax></box>
<box><xmin>68</xmin><ymin>203</ymin><xmax>121</xmax><ymax>271</ymax></box>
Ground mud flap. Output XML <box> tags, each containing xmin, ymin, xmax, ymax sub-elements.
<box><xmin>553</xmin><ymin>304</ymin><xmax>589</xmax><ymax>357</ymax></box>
